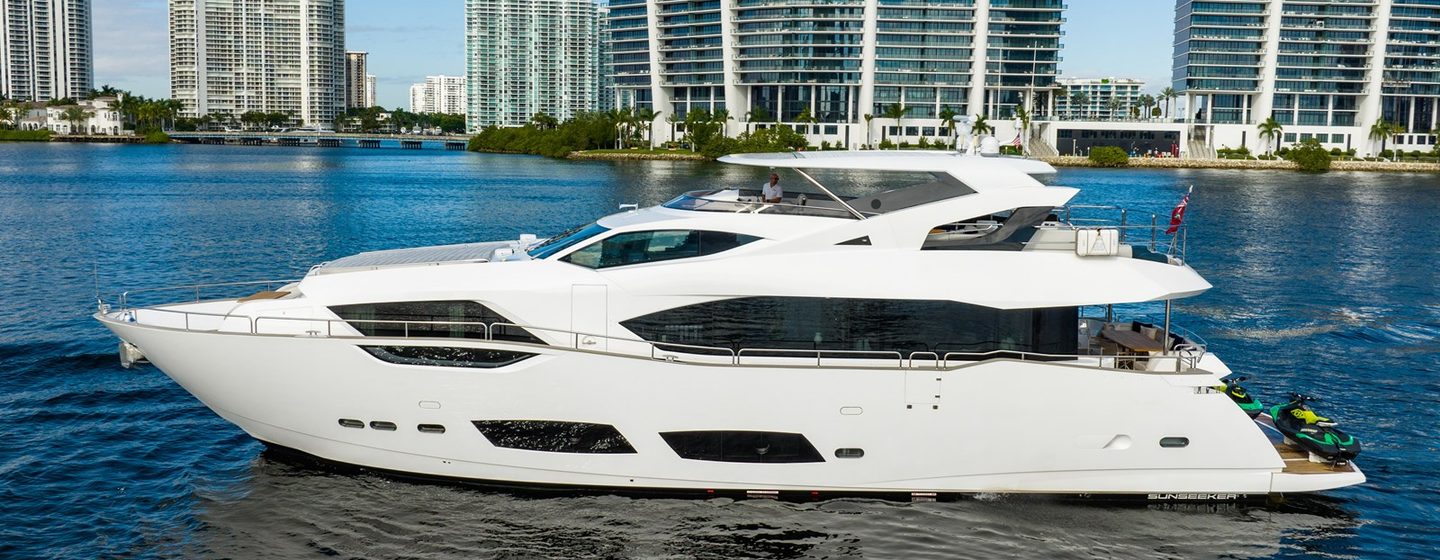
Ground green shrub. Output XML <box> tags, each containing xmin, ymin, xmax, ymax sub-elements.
<box><xmin>917</xmin><ymin>137</ymin><xmax>930</xmax><ymax>148</ymax></box>
<box><xmin>899</xmin><ymin>141</ymin><xmax>911</xmax><ymax>149</ymax></box>
<box><xmin>0</xmin><ymin>129</ymin><xmax>53</xmax><ymax>142</ymax></box>
<box><xmin>1379</xmin><ymin>149</ymin><xmax>1394</xmax><ymax>159</ymax></box>
<box><xmin>819</xmin><ymin>140</ymin><xmax>831</xmax><ymax>150</ymax></box>
<box><xmin>1088</xmin><ymin>146</ymin><xmax>1129</xmax><ymax>167</ymax></box>
<box><xmin>1329</xmin><ymin>147</ymin><xmax>1342</xmax><ymax>156</ymax></box>
<box><xmin>878</xmin><ymin>138</ymin><xmax>896</xmax><ymax>150</ymax></box>
<box><xmin>1235</xmin><ymin>145</ymin><xmax>1251</xmax><ymax>157</ymax></box>
<box><xmin>142</xmin><ymin>131</ymin><xmax>171</xmax><ymax>144</ymax></box>
<box><xmin>1284</xmin><ymin>139</ymin><xmax>1331</xmax><ymax>172</ymax></box>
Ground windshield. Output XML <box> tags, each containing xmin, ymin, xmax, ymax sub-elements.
<box><xmin>526</xmin><ymin>222</ymin><xmax>610</xmax><ymax>259</ymax></box>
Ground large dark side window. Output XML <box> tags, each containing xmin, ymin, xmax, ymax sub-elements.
<box><xmin>661</xmin><ymin>431</ymin><xmax>825</xmax><ymax>463</ymax></box>
<box><xmin>621</xmin><ymin>297</ymin><xmax>1077</xmax><ymax>358</ymax></box>
<box><xmin>472</xmin><ymin>420</ymin><xmax>637</xmax><ymax>454</ymax></box>
<box><xmin>561</xmin><ymin>230</ymin><xmax>760</xmax><ymax>269</ymax></box>
<box><xmin>331</xmin><ymin>301</ymin><xmax>541</xmax><ymax>344</ymax></box>
<box><xmin>361</xmin><ymin>346</ymin><xmax>536</xmax><ymax>368</ymax></box>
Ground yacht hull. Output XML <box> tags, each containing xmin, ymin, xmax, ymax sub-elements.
<box><xmin>99</xmin><ymin>314</ymin><xmax>1364</xmax><ymax>499</ymax></box>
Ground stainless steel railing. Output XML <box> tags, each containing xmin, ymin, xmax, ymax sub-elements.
<box><xmin>104</xmin><ymin>303</ymin><xmax>1208</xmax><ymax>373</ymax></box>
<box><xmin>1052</xmin><ymin>204</ymin><xmax>1187</xmax><ymax>259</ymax></box>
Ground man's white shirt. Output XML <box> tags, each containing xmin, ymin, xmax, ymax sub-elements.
<box><xmin>761</xmin><ymin>181</ymin><xmax>782</xmax><ymax>201</ymax></box>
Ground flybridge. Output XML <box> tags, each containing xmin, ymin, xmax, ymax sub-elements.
<box><xmin>680</xmin><ymin>151</ymin><xmax>1063</xmax><ymax>220</ymax></box>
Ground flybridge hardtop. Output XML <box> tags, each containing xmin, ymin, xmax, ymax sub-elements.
<box><xmin>95</xmin><ymin>151</ymin><xmax>1364</xmax><ymax>501</ymax></box>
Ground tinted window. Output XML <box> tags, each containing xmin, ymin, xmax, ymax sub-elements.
<box><xmin>661</xmin><ymin>431</ymin><xmax>825</xmax><ymax>463</ymax></box>
<box><xmin>526</xmin><ymin>222</ymin><xmax>610</xmax><ymax>259</ymax></box>
<box><xmin>562</xmin><ymin>230</ymin><xmax>761</xmax><ymax>269</ymax></box>
<box><xmin>472</xmin><ymin>420</ymin><xmax>637</xmax><ymax>454</ymax></box>
<box><xmin>331</xmin><ymin>301</ymin><xmax>541</xmax><ymax>344</ymax></box>
<box><xmin>621</xmin><ymin>297</ymin><xmax>1077</xmax><ymax>358</ymax></box>
<box><xmin>361</xmin><ymin>346</ymin><xmax>536</xmax><ymax>368</ymax></box>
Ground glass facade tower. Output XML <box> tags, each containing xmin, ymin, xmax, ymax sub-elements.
<box><xmin>606</xmin><ymin>0</ymin><xmax>1066</xmax><ymax>147</ymax></box>
<box><xmin>1174</xmin><ymin>0</ymin><xmax>1440</xmax><ymax>141</ymax></box>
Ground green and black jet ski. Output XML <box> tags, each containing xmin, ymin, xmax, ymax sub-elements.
<box><xmin>1269</xmin><ymin>394</ymin><xmax>1361</xmax><ymax>462</ymax></box>
<box><xmin>1217</xmin><ymin>374</ymin><xmax>1264</xmax><ymax>418</ymax></box>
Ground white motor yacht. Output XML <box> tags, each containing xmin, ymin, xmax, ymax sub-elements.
<box><xmin>97</xmin><ymin>151</ymin><xmax>1364</xmax><ymax>501</ymax></box>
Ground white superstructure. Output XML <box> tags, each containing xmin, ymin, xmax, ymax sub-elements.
<box><xmin>0</xmin><ymin>0</ymin><xmax>91</xmax><ymax>102</ymax></box>
<box><xmin>97</xmin><ymin>152</ymin><xmax>1363</xmax><ymax>500</ymax></box>
<box><xmin>168</xmin><ymin>0</ymin><xmax>346</xmax><ymax>128</ymax></box>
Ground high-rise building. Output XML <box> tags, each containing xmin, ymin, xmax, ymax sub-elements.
<box><xmin>595</xmin><ymin>6</ymin><xmax>613</xmax><ymax>113</ymax></box>
<box><xmin>465</xmin><ymin>0</ymin><xmax>599</xmax><ymax>129</ymax></box>
<box><xmin>605</xmin><ymin>0</ymin><xmax>1065</xmax><ymax>147</ymax></box>
<box><xmin>365</xmin><ymin>74</ymin><xmax>377</xmax><ymax>108</ymax></box>
<box><xmin>410</xmin><ymin>75</ymin><xmax>466</xmax><ymax>114</ymax></box>
<box><xmin>169</xmin><ymin>0</ymin><xmax>346</xmax><ymax>127</ymax></box>
<box><xmin>345</xmin><ymin>51</ymin><xmax>368</xmax><ymax>109</ymax></box>
<box><xmin>1055</xmin><ymin>78</ymin><xmax>1147</xmax><ymax>121</ymax></box>
<box><xmin>1173</xmin><ymin>0</ymin><xmax>1440</xmax><ymax>155</ymax></box>
<box><xmin>0</xmin><ymin>0</ymin><xmax>92</xmax><ymax>101</ymax></box>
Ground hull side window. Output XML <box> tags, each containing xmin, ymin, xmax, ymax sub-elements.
<box><xmin>472</xmin><ymin>420</ymin><xmax>637</xmax><ymax>454</ymax></box>
<box><xmin>361</xmin><ymin>346</ymin><xmax>536</xmax><ymax>368</ymax></box>
<box><xmin>331</xmin><ymin>301</ymin><xmax>541</xmax><ymax>344</ymax></box>
<box><xmin>621</xmin><ymin>297</ymin><xmax>1078</xmax><ymax>359</ymax></box>
<box><xmin>661</xmin><ymin>431</ymin><xmax>825</xmax><ymax>463</ymax></box>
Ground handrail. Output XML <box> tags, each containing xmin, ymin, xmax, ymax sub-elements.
<box><xmin>117</xmin><ymin>279</ymin><xmax>300</xmax><ymax>309</ymax></box>
<box><xmin>106</xmin><ymin>304</ymin><xmax>1208</xmax><ymax>373</ymax></box>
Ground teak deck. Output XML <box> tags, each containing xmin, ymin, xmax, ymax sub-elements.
<box><xmin>1275</xmin><ymin>443</ymin><xmax>1355</xmax><ymax>474</ymax></box>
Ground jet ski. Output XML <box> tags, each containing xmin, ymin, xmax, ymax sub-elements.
<box><xmin>1217</xmin><ymin>374</ymin><xmax>1264</xmax><ymax>418</ymax></box>
<box><xmin>1269</xmin><ymin>394</ymin><xmax>1361</xmax><ymax>463</ymax></box>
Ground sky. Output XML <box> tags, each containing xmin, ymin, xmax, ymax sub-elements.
<box><xmin>93</xmin><ymin>0</ymin><xmax>1175</xmax><ymax>110</ymax></box>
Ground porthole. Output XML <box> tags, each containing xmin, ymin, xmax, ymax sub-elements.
<box><xmin>834</xmin><ymin>448</ymin><xmax>865</xmax><ymax>459</ymax></box>
<box><xmin>338</xmin><ymin>418</ymin><xmax>364</xmax><ymax>429</ymax></box>
<box><xmin>1159</xmin><ymin>437</ymin><xmax>1189</xmax><ymax>448</ymax></box>
<box><xmin>370</xmin><ymin>421</ymin><xmax>398</xmax><ymax>431</ymax></box>
<box><xmin>418</xmin><ymin>424</ymin><xmax>447</xmax><ymax>434</ymax></box>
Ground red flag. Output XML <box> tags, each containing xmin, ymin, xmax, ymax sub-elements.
<box><xmin>1010</xmin><ymin>133</ymin><xmax>1023</xmax><ymax>147</ymax></box>
<box><xmin>1166</xmin><ymin>187</ymin><xmax>1192</xmax><ymax>235</ymax></box>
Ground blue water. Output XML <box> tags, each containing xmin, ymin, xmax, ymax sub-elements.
<box><xmin>2</xmin><ymin>143</ymin><xmax>1437</xmax><ymax>559</ymax></box>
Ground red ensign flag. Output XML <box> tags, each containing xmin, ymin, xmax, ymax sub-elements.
<box><xmin>1166</xmin><ymin>186</ymin><xmax>1193</xmax><ymax>235</ymax></box>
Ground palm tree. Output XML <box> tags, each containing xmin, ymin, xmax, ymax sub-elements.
<box><xmin>1256</xmin><ymin>116</ymin><xmax>1283</xmax><ymax>156</ymax></box>
<box><xmin>635</xmin><ymin>107</ymin><xmax>658</xmax><ymax>147</ymax></box>
<box><xmin>744</xmin><ymin>106</ymin><xmax>770</xmax><ymax>135</ymax></box>
<box><xmin>1369</xmin><ymin>119</ymin><xmax>1403</xmax><ymax>159</ymax></box>
<box><xmin>938</xmin><ymin>107</ymin><xmax>958</xmax><ymax>148</ymax></box>
<box><xmin>1139</xmin><ymin>94</ymin><xmax>1156</xmax><ymax>121</ymax></box>
<box><xmin>664</xmin><ymin>111</ymin><xmax>678</xmax><ymax>147</ymax></box>
<box><xmin>710</xmin><ymin>108</ymin><xmax>732</xmax><ymax>139</ymax></box>
<box><xmin>530</xmin><ymin>112</ymin><xmax>558</xmax><ymax>130</ymax></box>
<box><xmin>1107</xmin><ymin>98</ymin><xmax>1123</xmax><ymax>120</ymax></box>
<box><xmin>1070</xmin><ymin>92</ymin><xmax>1089</xmax><ymax>119</ymax></box>
<box><xmin>863</xmin><ymin>113</ymin><xmax>873</xmax><ymax>147</ymax></box>
<box><xmin>0</xmin><ymin>104</ymin><xmax>12</xmax><ymax>129</ymax></box>
<box><xmin>1014</xmin><ymin>105</ymin><xmax>1031</xmax><ymax>154</ymax></box>
<box><xmin>794</xmin><ymin>107</ymin><xmax>817</xmax><ymax>135</ymax></box>
<box><xmin>60</xmin><ymin>106</ymin><xmax>92</xmax><ymax>134</ymax></box>
<box><xmin>972</xmin><ymin>113</ymin><xmax>993</xmax><ymax>150</ymax></box>
<box><xmin>1160</xmin><ymin>87</ymin><xmax>1177</xmax><ymax>120</ymax></box>
<box><xmin>881</xmin><ymin>103</ymin><xmax>908</xmax><ymax>146</ymax></box>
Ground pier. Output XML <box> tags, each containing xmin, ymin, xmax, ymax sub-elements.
<box><xmin>167</xmin><ymin>132</ymin><xmax>471</xmax><ymax>151</ymax></box>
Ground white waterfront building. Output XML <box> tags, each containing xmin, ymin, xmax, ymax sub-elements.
<box><xmin>0</xmin><ymin>0</ymin><xmax>92</xmax><ymax>101</ymax></box>
<box><xmin>365</xmin><ymin>74</ymin><xmax>377</xmax><ymax>108</ymax></box>
<box><xmin>168</xmin><ymin>0</ymin><xmax>346</xmax><ymax>128</ymax></box>
<box><xmin>1055</xmin><ymin>78</ymin><xmax>1148</xmax><ymax>121</ymax></box>
<box><xmin>410</xmin><ymin>75</ymin><xmax>467</xmax><ymax>115</ymax></box>
<box><xmin>16</xmin><ymin>94</ymin><xmax>124</xmax><ymax>134</ymax></box>
<box><xmin>464</xmin><ymin>0</ymin><xmax>600</xmax><ymax>130</ymax></box>
<box><xmin>1174</xmin><ymin>0</ymin><xmax>1440</xmax><ymax>156</ymax></box>
<box><xmin>606</xmin><ymin>0</ymin><xmax>1065</xmax><ymax>148</ymax></box>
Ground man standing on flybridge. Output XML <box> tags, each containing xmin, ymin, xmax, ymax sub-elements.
<box><xmin>762</xmin><ymin>172</ymin><xmax>783</xmax><ymax>203</ymax></box>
